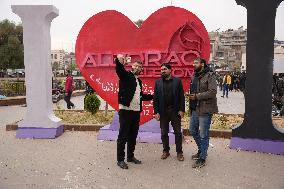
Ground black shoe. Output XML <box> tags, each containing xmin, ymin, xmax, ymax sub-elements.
<box><xmin>117</xmin><ymin>161</ymin><xmax>128</xmax><ymax>169</ymax></box>
<box><xmin>192</xmin><ymin>159</ymin><xmax>206</xmax><ymax>168</ymax></box>
<box><xmin>191</xmin><ymin>152</ymin><xmax>200</xmax><ymax>160</ymax></box>
<box><xmin>127</xmin><ymin>157</ymin><xmax>142</xmax><ymax>164</ymax></box>
<box><xmin>221</xmin><ymin>96</ymin><xmax>224</xmax><ymax>98</ymax></box>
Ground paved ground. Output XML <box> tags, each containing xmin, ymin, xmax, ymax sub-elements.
<box><xmin>0</xmin><ymin>128</ymin><xmax>283</xmax><ymax>189</ymax></box>
<box><xmin>1</xmin><ymin>91</ymin><xmax>284</xmax><ymax>189</ymax></box>
<box><xmin>216</xmin><ymin>90</ymin><xmax>245</xmax><ymax>114</ymax></box>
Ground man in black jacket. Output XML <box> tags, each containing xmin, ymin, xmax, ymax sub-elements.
<box><xmin>153</xmin><ymin>63</ymin><xmax>185</xmax><ymax>161</ymax></box>
<box><xmin>115</xmin><ymin>54</ymin><xmax>153</xmax><ymax>169</ymax></box>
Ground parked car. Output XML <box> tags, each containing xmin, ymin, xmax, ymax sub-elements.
<box><xmin>7</xmin><ymin>70</ymin><xmax>25</xmax><ymax>78</ymax></box>
<box><xmin>52</xmin><ymin>82</ymin><xmax>64</xmax><ymax>103</ymax></box>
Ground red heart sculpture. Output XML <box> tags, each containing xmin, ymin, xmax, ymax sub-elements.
<box><xmin>75</xmin><ymin>6</ymin><xmax>210</xmax><ymax>124</ymax></box>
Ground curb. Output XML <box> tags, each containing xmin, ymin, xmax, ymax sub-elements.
<box><xmin>7</xmin><ymin>123</ymin><xmax>232</xmax><ymax>139</ymax></box>
<box><xmin>6</xmin><ymin>123</ymin><xmax>105</xmax><ymax>132</ymax></box>
<box><xmin>183</xmin><ymin>129</ymin><xmax>232</xmax><ymax>139</ymax></box>
<box><xmin>0</xmin><ymin>96</ymin><xmax>26</xmax><ymax>106</ymax></box>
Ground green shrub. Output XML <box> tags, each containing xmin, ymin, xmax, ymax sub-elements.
<box><xmin>84</xmin><ymin>93</ymin><xmax>101</xmax><ymax>114</ymax></box>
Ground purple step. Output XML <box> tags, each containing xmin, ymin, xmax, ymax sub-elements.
<box><xmin>97</xmin><ymin>112</ymin><xmax>179</xmax><ymax>144</ymax></box>
<box><xmin>16</xmin><ymin>125</ymin><xmax>64</xmax><ymax>139</ymax></box>
<box><xmin>230</xmin><ymin>137</ymin><xmax>284</xmax><ymax>155</ymax></box>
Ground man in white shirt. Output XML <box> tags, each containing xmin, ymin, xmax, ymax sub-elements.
<box><xmin>115</xmin><ymin>54</ymin><xmax>153</xmax><ymax>169</ymax></box>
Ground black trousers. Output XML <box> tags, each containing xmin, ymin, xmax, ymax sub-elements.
<box><xmin>64</xmin><ymin>91</ymin><xmax>74</xmax><ymax>109</ymax></box>
<box><xmin>160</xmin><ymin>107</ymin><xmax>183</xmax><ymax>153</ymax></box>
<box><xmin>117</xmin><ymin>110</ymin><xmax>140</xmax><ymax>162</ymax></box>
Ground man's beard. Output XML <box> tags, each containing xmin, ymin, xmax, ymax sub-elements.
<box><xmin>194</xmin><ymin>66</ymin><xmax>202</xmax><ymax>72</ymax></box>
<box><xmin>162</xmin><ymin>73</ymin><xmax>170</xmax><ymax>79</ymax></box>
<box><xmin>132</xmin><ymin>68</ymin><xmax>140</xmax><ymax>75</ymax></box>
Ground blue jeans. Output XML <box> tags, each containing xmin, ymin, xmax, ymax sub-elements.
<box><xmin>223</xmin><ymin>84</ymin><xmax>229</xmax><ymax>97</ymax></box>
<box><xmin>189</xmin><ymin>110</ymin><xmax>212</xmax><ymax>160</ymax></box>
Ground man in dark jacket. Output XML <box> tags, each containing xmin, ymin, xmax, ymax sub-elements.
<box><xmin>277</xmin><ymin>74</ymin><xmax>284</xmax><ymax>115</ymax></box>
<box><xmin>153</xmin><ymin>63</ymin><xmax>185</xmax><ymax>161</ymax></box>
<box><xmin>115</xmin><ymin>54</ymin><xmax>153</xmax><ymax>169</ymax></box>
<box><xmin>189</xmin><ymin>57</ymin><xmax>218</xmax><ymax>168</ymax></box>
<box><xmin>240</xmin><ymin>71</ymin><xmax>246</xmax><ymax>93</ymax></box>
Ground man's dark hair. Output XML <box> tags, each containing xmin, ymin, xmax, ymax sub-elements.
<box><xmin>279</xmin><ymin>73</ymin><xmax>284</xmax><ymax>78</ymax></box>
<box><xmin>67</xmin><ymin>70</ymin><xmax>72</xmax><ymax>75</ymax></box>
<box><xmin>194</xmin><ymin>57</ymin><xmax>207</xmax><ymax>66</ymax></box>
<box><xmin>135</xmin><ymin>61</ymin><xmax>143</xmax><ymax>65</ymax></box>
<box><xmin>161</xmin><ymin>63</ymin><xmax>171</xmax><ymax>69</ymax></box>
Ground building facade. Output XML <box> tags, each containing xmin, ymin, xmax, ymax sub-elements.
<box><xmin>51</xmin><ymin>50</ymin><xmax>65</xmax><ymax>70</ymax></box>
<box><xmin>209</xmin><ymin>27</ymin><xmax>247</xmax><ymax>72</ymax></box>
<box><xmin>241</xmin><ymin>45</ymin><xmax>284</xmax><ymax>73</ymax></box>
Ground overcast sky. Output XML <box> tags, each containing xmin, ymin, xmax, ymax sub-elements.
<box><xmin>1</xmin><ymin>0</ymin><xmax>283</xmax><ymax>52</ymax></box>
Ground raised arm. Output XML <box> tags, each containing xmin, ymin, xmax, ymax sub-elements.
<box><xmin>115</xmin><ymin>57</ymin><xmax>128</xmax><ymax>80</ymax></box>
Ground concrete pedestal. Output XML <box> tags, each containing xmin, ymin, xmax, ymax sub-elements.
<box><xmin>12</xmin><ymin>5</ymin><xmax>63</xmax><ymax>138</ymax></box>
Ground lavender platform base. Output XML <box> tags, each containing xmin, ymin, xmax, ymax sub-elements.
<box><xmin>16</xmin><ymin>125</ymin><xmax>64</xmax><ymax>139</ymax></box>
<box><xmin>97</xmin><ymin>112</ymin><xmax>177</xmax><ymax>144</ymax></box>
<box><xmin>97</xmin><ymin>124</ymin><xmax>175</xmax><ymax>144</ymax></box>
<box><xmin>230</xmin><ymin>137</ymin><xmax>284</xmax><ymax>155</ymax></box>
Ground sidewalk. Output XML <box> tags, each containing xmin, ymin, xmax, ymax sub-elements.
<box><xmin>0</xmin><ymin>126</ymin><xmax>283</xmax><ymax>189</ymax></box>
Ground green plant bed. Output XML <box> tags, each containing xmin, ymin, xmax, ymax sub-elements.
<box><xmin>54</xmin><ymin>110</ymin><xmax>284</xmax><ymax>130</ymax></box>
<box><xmin>54</xmin><ymin>110</ymin><xmax>115</xmax><ymax>125</ymax></box>
<box><xmin>182</xmin><ymin>114</ymin><xmax>243</xmax><ymax>130</ymax></box>
<box><xmin>182</xmin><ymin>113</ymin><xmax>284</xmax><ymax>130</ymax></box>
